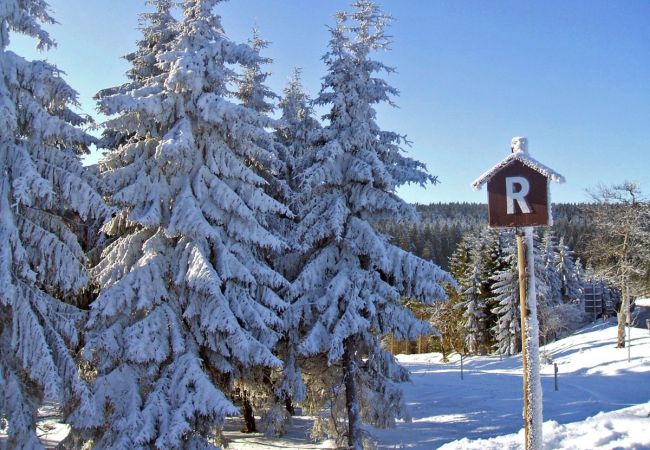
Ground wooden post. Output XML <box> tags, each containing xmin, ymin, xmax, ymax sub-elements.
<box><xmin>516</xmin><ymin>230</ymin><xmax>530</xmax><ymax>447</ymax></box>
<box><xmin>517</xmin><ymin>227</ymin><xmax>543</xmax><ymax>450</ymax></box>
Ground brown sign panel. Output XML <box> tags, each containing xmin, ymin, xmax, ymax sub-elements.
<box><xmin>487</xmin><ymin>160</ymin><xmax>549</xmax><ymax>228</ymax></box>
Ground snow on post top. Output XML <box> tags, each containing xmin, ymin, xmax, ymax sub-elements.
<box><xmin>511</xmin><ymin>136</ymin><xmax>528</xmax><ymax>154</ymax></box>
<box><xmin>472</xmin><ymin>137</ymin><xmax>565</xmax><ymax>191</ymax></box>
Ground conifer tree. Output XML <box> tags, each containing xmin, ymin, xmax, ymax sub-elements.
<box><xmin>540</xmin><ymin>229</ymin><xmax>562</xmax><ymax>306</ymax></box>
<box><xmin>448</xmin><ymin>233</ymin><xmax>474</xmax><ymax>282</ymax></box>
<box><xmin>259</xmin><ymin>71</ymin><xmax>322</xmax><ymax>436</ymax></box>
<box><xmin>461</xmin><ymin>262</ymin><xmax>486</xmax><ymax>354</ymax></box>
<box><xmin>71</xmin><ymin>1</ymin><xmax>292</xmax><ymax>447</ymax></box>
<box><xmin>450</xmin><ymin>231</ymin><xmax>488</xmax><ymax>354</ymax></box>
<box><xmin>543</xmin><ymin>236</ymin><xmax>586</xmax><ymax>338</ymax></box>
<box><xmin>274</xmin><ymin>70</ymin><xmax>321</xmax><ymax>198</ymax></box>
<box><xmin>235</xmin><ymin>28</ymin><xmax>278</xmax><ymax>114</ymax></box>
<box><xmin>480</xmin><ymin>228</ymin><xmax>506</xmax><ymax>344</ymax></box>
<box><xmin>491</xmin><ymin>234</ymin><xmax>521</xmax><ymax>356</ymax></box>
<box><xmin>128</xmin><ymin>1</ymin><xmax>178</xmax><ymax>86</ymax></box>
<box><xmin>556</xmin><ymin>236</ymin><xmax>583</xmax><ymax>303</ymax></box>
<box><xmin>0</xmin><ymin>1</ymin><xmax>106</xmax><ymax>447</ymax></box>
<box><xmin>230</xmin><ymin>25</ymin><xmax>285</xmax><ymax>435</ymax></box>
<box><xmin>289</xmin><ymin>2</ymin><xmax>452</xmax><ymax>448</ymax></box>
<box><xmin>534</xmin><ymin>231</ymin><xmax>554</xmax><ymax>344</ymax></box>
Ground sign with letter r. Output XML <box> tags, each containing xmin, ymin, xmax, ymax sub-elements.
<box><xmin>487</xmin><ymin>160</ymin><xmax>549</xmax><ymax>228</ymax></box>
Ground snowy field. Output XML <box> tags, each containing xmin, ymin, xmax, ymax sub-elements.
<box><xmin>226</xmin><ymin>320</ymin><xmax>650</xmax><ymax>449</ymax></box>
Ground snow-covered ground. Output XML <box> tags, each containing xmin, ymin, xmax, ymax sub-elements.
<box><xmin>227</xmin><ymin>320</ymin><xmax>650</xmax><ymax>449</ymax></box>
<box><xmin>439</xmin><ymin>401</ymin><xmax>650</xmax><ymax>450</ymax></box>
<box><xmin>4</xmin><ymin>320</ymin><xmax>648</xmax><ymax>449</ymax></box>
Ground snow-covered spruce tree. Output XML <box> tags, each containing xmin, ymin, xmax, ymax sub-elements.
<box><xmin>274</xmin><ymin>69</ymin><xmax>322</xmax><ymax>206</ymax></box>
<box><xmin>87</xmin><ymin>0</ymin><xmax>179</xmax><ymax>173</ymax></box>
<box><xmin>450</xmin><ymin>231</ymin><xmax>488</xmax><ymax>355</ymax></box>
<box><xmin>460</xmin><ymin>262</ymin><xmax>485</xmax><ymax>354</ymax></box>
<box><xmin>448</xmin><ymin>232</ymin><xmax>474</xmax><ymax>282</ymax></box>
<box><xmin>257</xmin><ymin>70</ymin><xmax>322</xmax><ymax>436</ymax></box>
<box><xmin>127</xmin><ymin>1</ymin><xmax>178</xmax><ymax>87</ymax></box>
<box><xmin>491</xmin><ymin>233</ymin><xmax>521</xmax><ymax>356</ymax></box>
<box><xmin>0</xmin><ymin>1</ymin><xmax>106</xmax><ymax>447</ymax></box>
<box><xmin>461</xmin><ymin>233</ymin><xmax>486</xmax><ymax>353</ymax></box>
<box><xmin>556</xmin><ymin>236</ymin><xmax>583</xmax><ymax>303</ymax></box>
<box><xmin>544</xmin><ymin>236</ymin><xmax>586</xmax><ymax>337</ymax></box>
<box><xmin>480</xmin><ymin>228</ymin><xmax>507</xmax><ymax>345</ymax></box>
<box><xmin>228</xmin><ymin>26</ymin><xmax>285</xmax><ymax>435</ymax></box>
<box><xmin>540</xmin><ymin>229</ymin><xmax>561</xmax><ymax>306</ymax></box>
<box><xmin>290</xmin><ymin>2</ymin><xmax>453</xmax><ymax>448</ymax></box>
<box><xmin>70</xmin><ymin>1</ymin><xmax>292</xmax><ymax>447</ymax></box>
<box><xmin>534</xmin><ymin>230</ymin><xmax>556</xmax><ymax>345</ymax></box>
<box><xmin>536</xmin><ymin>230</ymin><xmax>556</xmax><ymax>344</ymax></box>
<box><xmin>235</xmin><ymin>28</ymin><xmax>278</xmax><ymax>115</ymax></box>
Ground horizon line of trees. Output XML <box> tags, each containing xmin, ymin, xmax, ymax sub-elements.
<box><xmin>380</xmin><ymin>202</ymin><xmax>594</xmax><ymax>272</ymax></box>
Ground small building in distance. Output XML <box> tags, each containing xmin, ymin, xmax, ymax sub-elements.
<box><xmin>583</xmin><ymin>278</ymin><xmax>620</xmax><ymax>319</ymax></box>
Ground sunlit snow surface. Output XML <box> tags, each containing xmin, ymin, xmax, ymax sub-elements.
<box><xmin>360</xmin><ymin>321</ymin><xmax>648</xmax><ymax>449</ymax></box>
<box><xmin>439</xmin><ymin>402</ymin><xmax>650</xmax><ymax>450</ymax></box>
<box><xmin>227</xmin><ymin>320</ymin><xmax>650</xmax><ymax>449</ymax></box>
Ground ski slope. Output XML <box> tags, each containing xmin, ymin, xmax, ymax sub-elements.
<box><xmin>227</xmin><ymin>320</ymin><xmax>650</xmax><ymax>449</ymax></box>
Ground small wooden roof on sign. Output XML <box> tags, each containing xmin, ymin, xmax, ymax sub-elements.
<box><xmin>472</xmin><ymin>137</ymin><xmax>565</xmax><ymax>191</ymax></box>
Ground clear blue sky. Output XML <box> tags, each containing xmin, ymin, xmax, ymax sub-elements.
<box><xmin>10</xmin><ymin>0</ymin><xmax>650</xmax><ymax>204</ymax></box>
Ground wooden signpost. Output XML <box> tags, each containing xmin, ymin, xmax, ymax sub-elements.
<box><xmin>473</xmin><ymin>137</ymin><xmax>565</xmax><ymax>450</ymax></box>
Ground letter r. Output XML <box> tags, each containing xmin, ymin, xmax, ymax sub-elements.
<box><xmin>505</xmin><ymin>176</ymin><xmax>531</xmax><ymax>214</ymax></box>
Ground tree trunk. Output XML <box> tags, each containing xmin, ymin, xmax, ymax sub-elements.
<box><xmin>241</xmin><ymin>390</ymin><xmax>257</xmax><ymax>433</ymax></box>
<box><xmin>343</xmin><ymin>338</ymin><xmax>362</xmax><ymax>450</ymax></box>
<box><xmin>618</xmin><ymin>230</ymin><xmax>630</xmax><ymax>349</ymax></box>
<box><xmin>617</xmin><ymin>300</ymin><xmax>626</xmax><ymax>348</ymax></box>
<box><xmin>285</xmin><ymin>394</ymin><xmax>295</xmax><ymax>416</ymax></box>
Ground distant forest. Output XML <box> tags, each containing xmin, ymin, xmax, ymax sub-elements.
<box><xmin>381</xmin><ymin>203</ymin><xmax>593</xmax><ymax>271</ymax></box>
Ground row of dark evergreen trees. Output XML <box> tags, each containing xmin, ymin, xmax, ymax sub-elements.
<box><xmin>380</xmin><ymin>202</ymin><xmax>595</xmax><ymax>271</ymax></box>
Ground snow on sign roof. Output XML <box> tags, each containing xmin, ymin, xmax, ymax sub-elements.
<box><xmin>472</xmin><ymin>137</ymin><xmax>565</xmax><ymax>191</ymax></box>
